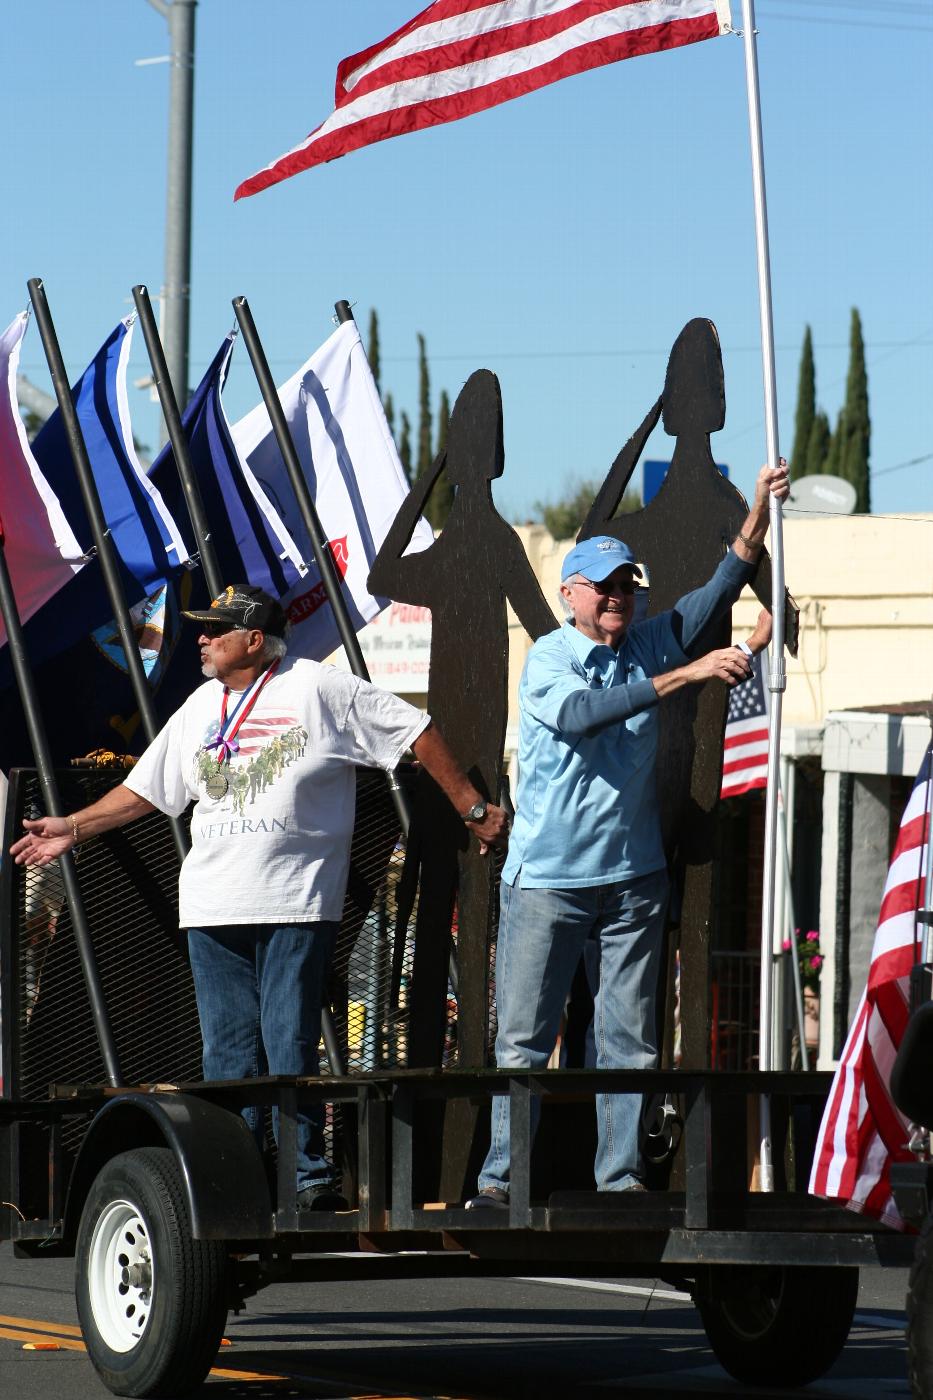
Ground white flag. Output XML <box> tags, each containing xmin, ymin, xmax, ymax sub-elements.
<box><xmin>230</xmin><ymin>319</ymin><xmax>433</xmax><ymax>663</ymax></box>
<box><xmin>0</xmin><ymin>313</ymin><xmax>86</xmax><ymax>648</ymax></box>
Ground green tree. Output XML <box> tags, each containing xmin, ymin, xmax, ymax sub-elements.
<box><xmin>383</xmin><ymin>390</ymin><xmax>395</xmax><ymax>438</ymax></box>
<box><xmin>436</xmin><ymin>388</ymin><xmax>450</xmax><ymax>457</ymax></box>
<box><xmin>416</xmin><ymin>333</ymin><xmax>433</xmax><ymax>480</ymax></box>
<box><xmin>398</xmin><ymin>411</ymin><xmax>413</xmax><ymax>483</ymax></box>
<box><xmin>805</xmin><ymin>410</ymin><xmax>832</xmax><ymax>479</ymax></box>
<box><xmin>534</xmin><ymin>477</ymin><xmax>640</xmax><ymax>542</ymax></box>
<box><xmin>835</xmin><ymin>307</ymin><xmax>871</xmax><ymax>513</ymax></box>
<box><xmin>790</xmin><ymin>326</ymin><xmax>815</xmax><ymax>479</ymax></box>
<box><xmin>367</xmin><ymin>308</ymin><xmax>381</xmax><ymax>393</ymax></box>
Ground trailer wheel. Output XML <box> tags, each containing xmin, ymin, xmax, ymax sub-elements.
<box><xmin>75</xmin><ymin>1147</ymin><xmax>228</xmax><ymax>1398</ymax></box>
<box><xmin>696</xmin><ymin>1264</ymin><xmax>858</xmax><ymax>1387</ymax></box>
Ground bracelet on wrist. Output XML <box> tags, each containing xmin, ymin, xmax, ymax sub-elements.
<box><xmin>737</xmin><ymin>529</ymin><xmax>764</xmax><ymax>551</ymax></box>
<box><xmin>71</xmin><ymin>817</ymin><xmax>80</xmax><ymax>846</ymax></box>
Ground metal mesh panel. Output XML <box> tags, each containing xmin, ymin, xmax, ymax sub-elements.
<box><xmin>3</xmin><ymin>766</ymin><xmax>499</xmax><ymax>1179</ymax></box>
<box><xmin>9</xmin><ymin>769</ymin><xmax>201</xmax><ymax>1162</ymax></box>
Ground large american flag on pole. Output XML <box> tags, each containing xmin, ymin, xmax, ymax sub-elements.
<box><xmin>809</xmin><ymin>742</ymin><xmax>933</xmax><ymax>1230</ymax></box>
<box><xmin>236</xmin><ymin>0</ymin><xmax>733</xmax><ymax>199</ymax></box>
<box><xmin>720</xmin><ymin>650</ymin><xmax>769</xmax><ymax>799</ymax></box>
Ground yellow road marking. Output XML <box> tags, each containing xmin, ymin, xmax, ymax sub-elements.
<box><xmin>0</xmin><ymin>1312</ymin><xmax>83</xmax><ymax>1336</ymax></box>
<box><xmin>0</xmin><ymin>1313</ymin><xmax>464</xmax><ymax>1396</ymax></box>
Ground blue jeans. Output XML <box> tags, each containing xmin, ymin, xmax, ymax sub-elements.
<box><xmin>187</xmin><ymin>922</ymin><xmax>338</xmax><ymax>1189</ymax></box>
<box><xmin>478</xmin><ymin>871</ymin><xmax>668</xmax><ymax>1195</ymax></box>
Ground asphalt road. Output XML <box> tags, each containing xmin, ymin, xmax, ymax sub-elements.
<box><xmin>0</xmin><ymin>1244</ymin><xmax>913</xmax><ymax>1399</ymax></box>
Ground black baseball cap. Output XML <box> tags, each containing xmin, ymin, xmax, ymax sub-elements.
<box><xmin>181</xmin><ymin>584</ymin><xmax>288</xmax><ymax>637</ymax></box>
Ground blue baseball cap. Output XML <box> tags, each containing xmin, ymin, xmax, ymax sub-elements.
<box><xmin>561</xmin><ymin>536</ymin><xmax>643</xmax><ymax>583</ymax></box>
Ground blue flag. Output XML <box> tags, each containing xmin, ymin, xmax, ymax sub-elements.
<box><xmin>151</xmin><ymin>334</ymin><xmax>306</xmax><ymax>610</ymax></box>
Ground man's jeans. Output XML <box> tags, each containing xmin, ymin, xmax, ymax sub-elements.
<box><xmin>478</xmin><ymin>871</ymin><xmax>668</xmax><ymax>1195</ymax></box>
<box><xmin>187</xmin><ymin>922</ymin><xmax>338</xmax><ymax>1189</ymax></box>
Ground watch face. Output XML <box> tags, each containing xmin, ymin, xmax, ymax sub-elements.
<box><xmin>467</xmin><ymin>801</ymin><xmax>487</xmax><ymax>822</ymax></box>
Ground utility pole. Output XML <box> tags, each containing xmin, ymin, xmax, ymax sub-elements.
<box><xmin>144</xmin><ymin>0</ymin><xmax>196</xmax><ymax>437</ymax></box>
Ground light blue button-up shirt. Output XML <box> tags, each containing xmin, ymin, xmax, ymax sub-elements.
<box><xmin>502</xmin><ymin>551</ymin><xmax>756</xmax><ymax>889</ymax></box>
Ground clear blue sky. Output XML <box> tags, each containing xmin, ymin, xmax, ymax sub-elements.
<box><xmin>5</xmin><ymin>1</ymin><xmax>931</xmax><ymax>522</ymax></box>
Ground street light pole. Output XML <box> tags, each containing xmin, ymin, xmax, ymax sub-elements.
<box><xmin>145</xmin><ymin>0</ymin><xmax>196</xmax><ymax>436</ymax></box>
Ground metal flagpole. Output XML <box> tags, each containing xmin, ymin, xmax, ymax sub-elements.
<box><xmin>26</xmin><ymin>279</ymin><xmax>189</xmax><ymax>869</ymax></box>
<box><xmin>231</xmin><ymin>296</ymin><xmax>413</xmax><ymax>840</ymax></box>
<box><xmin>0</xmin><ymin>518</ymin><xmax>123</xmax><ymax>1087</ymax></box>
<box><xmin>131</xmin><ymin>283</ymin><xmax>223</xmax><ymax>599</ymax></box>
<box><xmin>737</xmin><ymin>1</ymin><xmax>786</xmax><ymax>1191</ymax></box>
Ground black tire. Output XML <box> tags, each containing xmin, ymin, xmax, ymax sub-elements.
<box><xmin>696</xmin><ymin>1264</ymin><xmax>859</xmax><ymax>1387</ymax></box>
<box><xmin>75</xmin><ymin>1147</ymin><xmax>229</xmax><ymax>1398</ymax></box>
<box><xmin>907</xmin><ymin>1207</ymin><xmax>933</xmax><ymax>1397</ymax></box>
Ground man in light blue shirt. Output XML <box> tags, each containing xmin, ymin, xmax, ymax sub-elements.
<box><xmin>468</xmin><ymin>462</ymin><xmax>789</xmax><ymax>1204</ymax></box>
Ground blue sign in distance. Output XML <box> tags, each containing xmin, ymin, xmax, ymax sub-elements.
<box><xmin>643</xmin><ymin>460</ymin><xmax>729</xmax><ymax>504</ymax></box>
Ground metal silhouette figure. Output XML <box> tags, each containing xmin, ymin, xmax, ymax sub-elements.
<box><xmin>580</xmin><ymin>318</ymin><xmax>796</xmax><ymax>1071</ymax></box>
<box><xmin>369</xmin><ymin>370</ymin><xmax>556</xmax><ymax>1100</ymax></box>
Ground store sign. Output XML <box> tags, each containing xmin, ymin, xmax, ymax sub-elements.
<box><xmin>354</xmin><ymin>602</ymin><xmax>432</xmax><ymax>693</ymax></box>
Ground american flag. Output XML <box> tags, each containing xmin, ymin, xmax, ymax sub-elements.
<box><xmin>720</xmin><ymin>651</ymin><xmax>769</xmax><ymax>799</ymax></box>
<box><xmin>809</xmin><ymin>742</ymin><xmax>933</xmax><ymax>1229</ymax></box>
<box><xmin>236</xmin><ymin>0</ymin><xmax>732</xmax><ymax>199</ymax></box>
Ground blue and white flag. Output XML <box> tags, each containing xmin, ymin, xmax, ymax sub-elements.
<box><xmin>150</xmin><ymin>333</ymin><xmax>306</xmax><ymax>604</ymax></box>
<box><xmin>31</xmin><ymin>316</ymin><xmax>188</xmax><ymax>598</ymax></box>
<box><xmin>230</xmin><ymin>318</ymin><xmax>433</xmax><ymax>662</ymax></box>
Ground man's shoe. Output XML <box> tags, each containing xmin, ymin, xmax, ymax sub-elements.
<box><xmin>621</xmin><ymin>1180</ymin><xmax>647</xmax><ymax>1192</ymax></box>
<box><xmin>296</xmin><ymin>1179</ymin><xmax>348</xmax><ymax>1211</ymax></box>
<box><xmin>464</xmin><ymin>1186</ymin><xmax>509</xmax><ymax>1209</ymax></box>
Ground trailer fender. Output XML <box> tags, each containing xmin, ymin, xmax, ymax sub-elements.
<box><xmin>64</xmin><ymin>1092</ymin><xmax>273</xmax><ymax>1244</ymax></box>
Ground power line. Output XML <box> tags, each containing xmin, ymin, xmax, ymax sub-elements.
<box><xmin>873</xmin><ymin>451</ymin><xmax>933</xmax><ymax>480</ymax></box>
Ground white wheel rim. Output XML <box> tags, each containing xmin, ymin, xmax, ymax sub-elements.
<box><xmin>86</xmin><ymin>1199</ymin><xmax>155</xmax><ymax>1353</ymax></box>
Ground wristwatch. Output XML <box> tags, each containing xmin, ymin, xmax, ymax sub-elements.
<box><xmin>462</xmin><ymin>800</ymin><xmax>488</xmax><ymax>823</ymax></box>
<box><xmin>737</xmin><ymin>641</ymin><xmax>754</xmax><ymax>659</ymax></box>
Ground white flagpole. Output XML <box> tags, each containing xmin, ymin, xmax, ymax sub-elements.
<box><xmin>739</xmin><ymin>0</ymin><xmax>785</xmax><ymax>1192</ymax></box>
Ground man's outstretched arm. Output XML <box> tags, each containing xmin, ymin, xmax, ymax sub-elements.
<box><xmin>10</xmin><ymin>785</ymin><xmax>157</xmax><ymax>867</ymax></box>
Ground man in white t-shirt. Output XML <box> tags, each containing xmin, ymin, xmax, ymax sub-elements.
<box><xmin>12</xmin><ymin>584</ymin><xmax>507</xmax><ymax>1209</ymax></box>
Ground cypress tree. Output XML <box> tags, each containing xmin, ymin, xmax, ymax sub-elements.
<box><xmin>436</xmin><ymin>389</ymin><xmax>451</xmax><ymax>457</ymax></box>
<box><xmin>838</xmin><ymin>308</ymin><xmax>871</xmax><ymax>512</ymax></box>
<box><xmin>790</xmin><ymin>326</ymin><xmax>816</xmax><ymax>479</ymax></box>
<box><xmin>416</xmin><ymin>333</ymin><xmax>433</xmax><ymax>480</ymax></box>
<box><xmin>367</xmin><ymin>308</ymin><xmax>381</xmax><ymax>393</ymax></box>
<box><xmin>805</xmin><ymin>410</ymin><xmax>832</xmax><ymax>479</ymax></box>
<box><xmin>383</xmin><ymin>391</ymin><xmax>395</xmax><ymax>438</ymax></box>
<box><xmin>399</xmin><ymin>411</ymin><xmax>413</xmax><ymax>484</ymax></box>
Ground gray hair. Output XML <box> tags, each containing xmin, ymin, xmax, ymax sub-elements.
<box><xmin>260</xmin><ymin>630</ymin><xmax>289</xmax><ymax>665</ymax></box>
<box><xmin>558</xmin><ymin>577</ymin><xmax>577</xmax><ymax>619</ymax></box>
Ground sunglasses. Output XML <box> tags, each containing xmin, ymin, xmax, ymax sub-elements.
<box><xmin>201</xmin><ymin>620</ymin><xmax>246</xmax><ymax>639</ymax></box>
<box><xmin>571</xmin><ymin>576</ymin><xmax>637</xmax><ymax>597</ymax></box>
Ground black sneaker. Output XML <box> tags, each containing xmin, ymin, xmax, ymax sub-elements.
<box><xmin>296</xmin><ymin>1179</ymin><xmax>348</xmax><ymax>1211</ymax></box>
<box><xmin>464</xmin><ymin>1186</ymin><xmax>509</xmax><ymax>1209</ymax></box>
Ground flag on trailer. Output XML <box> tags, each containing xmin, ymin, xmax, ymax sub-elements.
<box><xmin>0</xmin><ymin>316</ymin><xmax>197</xmax><ymax>770</ymax></box>
<box><xmin>0</xmin><ymin>312</ymin><xmax>86</xmax><ymax>645</ymax></box>
<box><xmin>809</xmin><ymin>742</ymin><xmax>933</xmax><ymax>1230</ymax></box>
<box><xmin>229</xmin><ymin>317</ymin><xmax>434</xmax><ymax>662</ymax></box>
<box><xmin>150</xmin><ymin>332</ymin><xmax>307</xmax><ymax>608</ymax></box>
<box><xmin>31</xmin><ymin>316</ymin><xmax>189</xmax><ymax>600</ymax></box>
<box><xmin>720</xmin><ymin>650</ymin><xmax>769</xmax><ymax>799</ymax></box>
<box><xmin>236</xmin><ymin>0</ymin><xmax>733</xmax><ymax>198</ymax></box>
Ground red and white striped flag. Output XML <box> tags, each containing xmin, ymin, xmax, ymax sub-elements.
<box><xmin>236</xmin><ymin>0</ymin><xmax>733</xmax><ymax>199</ymax></box>
<box><xmin>809</xmin><ymin>742</ymin><xmax>933</xmax><ymax>1230</ymax></box>
<box><xmin>720</xmin><ymin>650</ymin><xmax>769</xmax><ymax>799</ymax></box>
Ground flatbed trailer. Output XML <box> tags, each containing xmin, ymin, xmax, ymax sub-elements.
<box><xmin>1</xmin><ymin>766</ymin><xmax>926</xmax><ymax>1398</ymax></box>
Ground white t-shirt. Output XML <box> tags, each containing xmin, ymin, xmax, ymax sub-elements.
<box><xmin>124</xmin><ymin>655</ymin><xmax>429</xmax><ymax>928</ymax></box>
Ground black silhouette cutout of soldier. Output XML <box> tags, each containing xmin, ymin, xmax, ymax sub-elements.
<box><xmin>579</xmin><ymin>317</ymin><xmax>796</xmax><ymax>1071</ymax></box>
<box><xmin>369</xmin><ymin>370</ymin><xmax>556</xmax><ymax>1098</ymax></box>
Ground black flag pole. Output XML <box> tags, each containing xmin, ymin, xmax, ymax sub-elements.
<box><xmin>131</xmin><ymin>284</ymin><xmax>224</xmax><ymax>601</ymax></box>
<box><xmin>26</xmin><ymin>278</ymin><xmax>189</xmax><ymax>868</ymax></box>
<box><xmin>231</xmin><ymin>295</ymin><xmax>413</xmax><ymax>835</ymax></box>
<box><xmin>0</xmin><ymin>516</ymin><xmax>123</xmax><ymax>1087</ymax></box>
